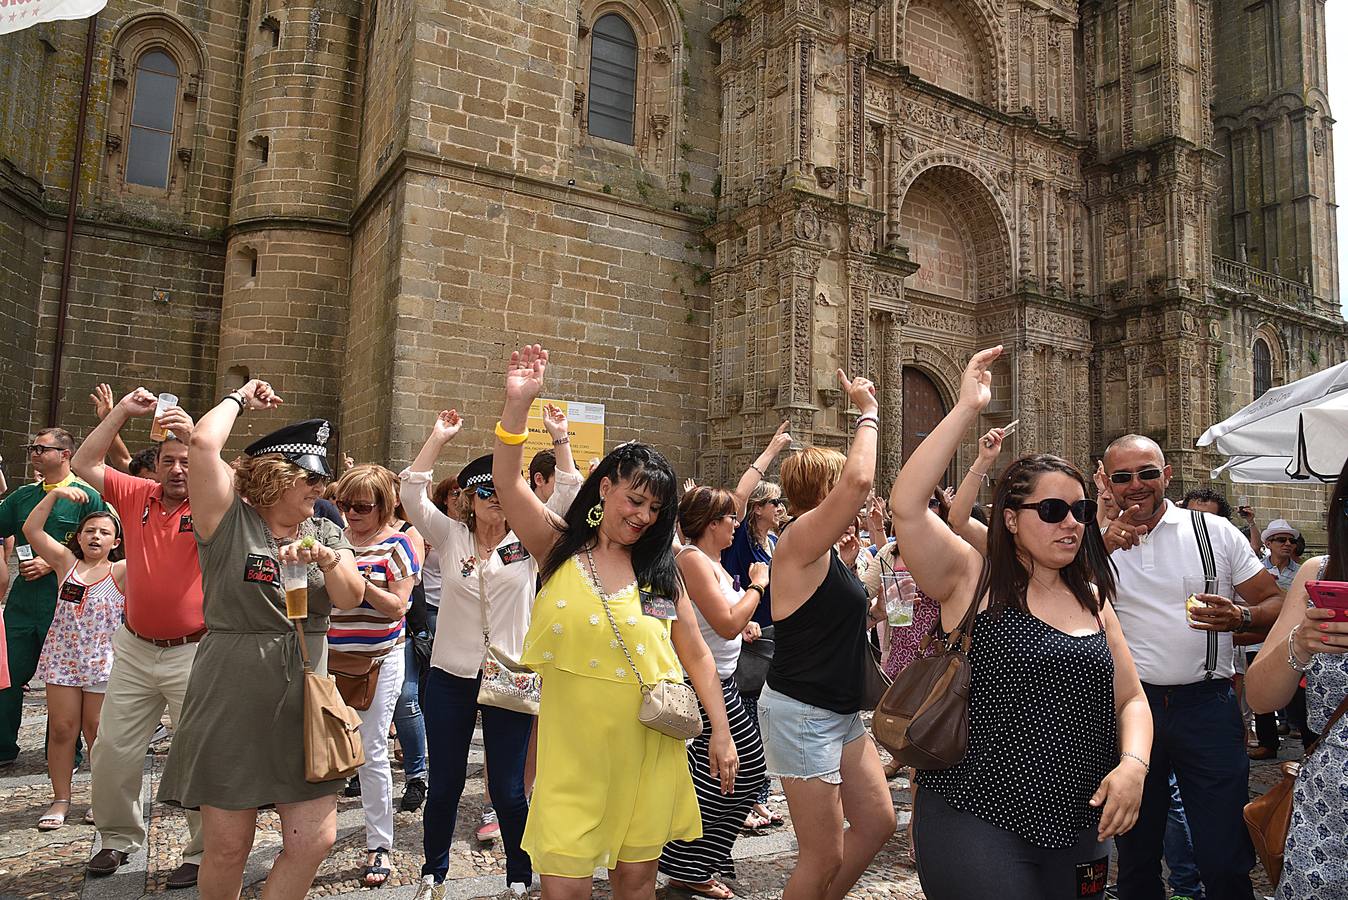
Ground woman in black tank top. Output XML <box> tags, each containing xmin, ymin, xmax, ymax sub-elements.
<box><xmin>889</xmin><ymin>347</ymin><xmax>1153</xmax><ymax>900</ymax></box>
<box><xmin>756</xmin><ymin>370</ymin><xmax>897</xmax><ymax>900</ymax></box>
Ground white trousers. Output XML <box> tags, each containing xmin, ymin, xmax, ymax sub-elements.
<box><xmin>355</xmin><ymin>647</ymin><xmax>404</xmax><ymax>851</ymax></box>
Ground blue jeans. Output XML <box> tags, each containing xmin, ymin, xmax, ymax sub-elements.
<box><xmin>393</xmin><ymin>634</ymin><xmax>428</xmax><ymax>782</ymax></box>
<box><xmin>421</xmin><ymin>667</ymin><xmax>533</xmax><ymax>886</ymax></box>
<box><xmin>1163</xmin><ymin>772</ymin><xmax>1204</xmax><ymax>897</ymax></box>
<box><xmin>1116</xmin><ymin>681</ymin><xmax>1255</xmax><ymax>900</ymax></box>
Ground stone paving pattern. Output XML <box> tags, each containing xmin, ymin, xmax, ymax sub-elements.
<box><xmin>0</xmin><ymin>688</ymin><xmax>1280</xmax><ymax>899</ymax></box>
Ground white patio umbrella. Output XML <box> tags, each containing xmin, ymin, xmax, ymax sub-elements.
<box><xmin>1196</xmin><ymin>360</ymin><xmax>1348</xmax><ymax>483</ymax></box>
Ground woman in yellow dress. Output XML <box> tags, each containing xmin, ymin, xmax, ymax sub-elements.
<box><xmin>491</xmin><ymin>344</ymin><xmax>738</xmax><ymax>900</ymax></box>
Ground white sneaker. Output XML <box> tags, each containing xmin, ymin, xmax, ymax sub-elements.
<box><xmin>509</xmin><ymin>883</ymin><xmax>529</xmax><ymax>897</ymax></box>
<box><xmin>413</xmin><ymin>874</ymin><xmax>446</xmax><ymax>900</ymax></box>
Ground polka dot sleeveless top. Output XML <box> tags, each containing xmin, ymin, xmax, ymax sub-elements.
<box><xmin>916</xmin><ymin>605</ymin><xmax>1117</xmax><ymax>849</ymax></box>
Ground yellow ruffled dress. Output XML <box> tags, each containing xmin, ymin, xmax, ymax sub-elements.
<box><xmin>520</xmin><ymin>555</ymin><xmax>702</xmax><ymax>877</ymax></box>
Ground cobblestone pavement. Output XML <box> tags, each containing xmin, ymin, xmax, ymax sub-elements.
<box><xmin>0</xmin><ymin>689</ymin><xmax>1281</xmax><ymax>899</ymax></box>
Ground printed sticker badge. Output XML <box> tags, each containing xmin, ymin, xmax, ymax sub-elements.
<box><xmin>178</xmin><ymin>514</ymin><xmax>194</xmax><ymax>533</ymax></box>
<box><xmin>497</xmin><ymin>542</ymin><xmax>531</xmax><ymax>565</ymax></box>
<box><xmin>639</xmin><ymin>590</ymin><xmax>678</xmax><ymax>620</ymax></box>
<box><xmin>1075</xmin><ymin>857</ymin><xmax>1108</xmax><ymax>897</ymax></box>
<box><xmin>244</xmin><ymin>553</ymin><xmax>280</xmax><ymax>585</ymax></box>
<box><xmin>59</xmin><ymin>581</ymin><xmax>86</xmax><ymax>606</ymax></box>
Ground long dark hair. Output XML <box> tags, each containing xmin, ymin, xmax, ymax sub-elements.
<box><xmin>539</xmin><ymin>442</ymin><xmax>681</xmax><ymax>600</ymax></box>
<box><xmin>985</xmin><ymin>454</ymin><xmax>1115</xmax><ymax>617</ymax></box>
<box><xmin>66</xmin><ymin>511</ymin><xmax>125</xmax><ymax>563</ymax></box>
<box><xmin>1325</xmin><ymin>456</ymin><xmax>1348</xmax><ymax>581</ymax></box>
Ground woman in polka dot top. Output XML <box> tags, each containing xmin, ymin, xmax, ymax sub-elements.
<box><xmin>890</xmin><ymin>347</ymin><xmax>1153</xmax><ymax>900</ymax></box>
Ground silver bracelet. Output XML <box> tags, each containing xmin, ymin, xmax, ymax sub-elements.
<box><xmin>750</xmin><ymin>463</ymin><xmax>766</xmax><ymax>477</ymax></box>
<box><xmin>1120</xmin><ymin>751</ymin><xmax>1150</xmax><ymax>773</ymax></box>
<box><xmin>967</xmin><ymin>467</ymin><xmax>991</xmax><ymax>485</ymax></box>
<box><xmin>1287</xmin><ymin>624</ymin><xmax>1313</xmax><ymax>673</ymax></box>
<box><xmin>551</xmin><ymin>437</ymin><xmax>569</xmax><ymax>445</ymax></box>
<box><xmin>855</xmin><ymin>413</ymin><xmax>879</xmax><ymax>429</ymax></box>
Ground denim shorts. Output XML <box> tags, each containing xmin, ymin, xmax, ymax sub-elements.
<box><xmin>756</xmin><ymin>684</ymin><xmax>865</xmax><ymax>783</ymax></box>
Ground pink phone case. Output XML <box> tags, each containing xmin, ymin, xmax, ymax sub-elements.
<box><xmin>1306</xmin><ymin>580</ymin><xmax>1348</xmax><ymax>623</ymax></box>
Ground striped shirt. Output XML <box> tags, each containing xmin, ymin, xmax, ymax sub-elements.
<box><xmin>327</xmin><ymin>533</ymin><xmax>419</xmax><ymax>659</ymax></box>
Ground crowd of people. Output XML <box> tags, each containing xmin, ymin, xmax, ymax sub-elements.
<box><xmin>0</xmin><ymin>343</ymin><xmax>1343</xmax><ymax>900</ymax></box>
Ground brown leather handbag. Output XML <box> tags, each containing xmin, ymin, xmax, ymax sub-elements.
<box><xmin>293</xmin><ymin>621</ymin><xmax>365</xmax><ymax>782</ymax></box>
<box><xmin>327</xmin><ymin>649</ymin><xmax>383</xmax><ymax>711</ymax></box>
<box><xmin>871</xmin><ymin>570</ymin><xmax>984</xmax><ymax>769</ymax></box>
<box><xmin>1244</xmin><ymin>692</ymin><xmax>1348</xmax><ymax>886</ymax></box>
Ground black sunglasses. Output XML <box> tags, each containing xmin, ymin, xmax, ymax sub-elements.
<box><xmin>1108</xmin><ymin>467</ymin><xmax>1163</xmax><ymax>485</ymax></box>
<box><xmin>1016</xmin><ymin>498</ymin><xmax>1098</xmax><ymax>525</ymax></box>
<box><xmin>767</xmin><ymin>498</ymin><xmax>786</xmax><ymax>508</ymax></box>
<box><xmin>338</xmin><ymin>500</ymin><xmax>378</xmax><ymax>515</ymax></box>
<box><xmin>304</xmin><ymin>473</ymin><xmax>329</xmax><ymax>486</ymax></box>
<box><xmin>474</xmin><ymin>485</ymin><xmax>497</xmax><ymax>499</ymax></box>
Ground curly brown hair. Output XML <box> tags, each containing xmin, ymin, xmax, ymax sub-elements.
<box><xmin>233</xmin><ymin>454</ymin><xmax>312</xmax><ymax>509</ymax></box>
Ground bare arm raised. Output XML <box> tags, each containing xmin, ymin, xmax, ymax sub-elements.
<box><xmin>947</xmin><ymin>426</ymin><xmax>1002</xmax><ymax>556</ymax></box>
<box><xmin>73</xmin><ymin>387</ymin><xmax>158</xmax><ymax>494</ymax></box>
<box><xmin>188</xmin><ymin>380</ymin><xmax>283</xmax><ymax>541</ymax></box>
<box><xmin>491</xmin><ymin>345</ymin><xmax>566</xmax><ymax>562</ymax></box>
<box><xmin>890</xmin><ymin>347</ymin><xmax>1001</xmax><ymax>609</ymax></box>
<box><xmin>731</xmin><ymin>421</ymin><xmax>792</xmax><ymax>518</ymax></box>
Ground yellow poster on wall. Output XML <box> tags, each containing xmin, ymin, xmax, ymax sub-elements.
<box><xmin>522</xmin><ymin>399</ymin><xmax>606</xmax><ymax>477</ymax></box>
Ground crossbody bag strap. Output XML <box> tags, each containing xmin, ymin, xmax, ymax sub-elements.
<box><xmin>585</xmin><ymin>548</ymin><xmax>652</xmax><ymax>693</ymax></box>
<box><xmin>477</xmin><ymin>567</ymin><xmax>491</xmax><ymax>652</ymax></box>
<box><xmin>1191</xmin><ymin>510</ymin><xmax>1220</xmax><ymax>680</ymax></box>
<box><xmin>292</xmin><ymin>617</ymin><xmax>313</xmax><ymax>672</ymax></box>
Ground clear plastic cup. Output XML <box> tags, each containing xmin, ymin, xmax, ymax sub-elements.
<box><xmin>149</xmin><ymin>392</ymin><xmax>179</xmax><ymax>442</ymax></box>
<box><xmin>15</xmin><ymin>544</ymin><xmax>33</xmax><ymax>562</ymax></box>
<box><xmin>881</xmin><ymin>569</ymin><xmax>917</xmax><ymax>627</ymax></box>
<box><xmin>1183</xmin><ymin>574</ymin><xmax>1231</xmax><ymax>627</ymax></box>
<box><xmin>282</xmin><ymin>560</ymin><xmax>309</xmax><ymax>619</ymax></box>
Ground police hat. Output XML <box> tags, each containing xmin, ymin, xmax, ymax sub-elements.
<box><xmin>244</xmin><ymin>418</ymin><xmax>332</xmax><ymax>478</ymax></box>
<box><xmin>458</xmin><ymin>454</ymin><xmax>494</xmax><ymax>491</ymax></box>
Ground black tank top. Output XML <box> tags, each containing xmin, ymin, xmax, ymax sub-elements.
<box><xmin>766</xmin><ymin>548</ymin><xmax>869</xmax><ymax>714</ymax></box>
<box><xmin>917</xmin><ymin>606</ymin><xmax>1117</xmax><ymax>849</ymax></box>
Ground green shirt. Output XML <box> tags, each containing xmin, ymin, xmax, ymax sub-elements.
<box><xmin>0</xmin><ymin>477</ymin><xmax>108</xmax><ymax>631</ymax></box>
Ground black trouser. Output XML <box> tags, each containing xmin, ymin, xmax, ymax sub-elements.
<box><xmin>914</xmin><ymin>788</ymin><xmax>1111</xmax><ymax>899</ymax></box>
<box><xmin>1247</xmin><ymin>652</ymin><xmax>1279</xmax><ymax>751</ymax></box>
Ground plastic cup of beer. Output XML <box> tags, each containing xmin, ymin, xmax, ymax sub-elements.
<box><xmin>881</xmin><ymin>569</ymin><xmax>917</xmax><ymax>627</ymax></box>
<box><xmin>15</xmin><ymin>544</ymin><xmax>33</xmax><ymax>562</ymax></box>
<box><xmin>1183</xmin><ymin>574</ymin><xmax>1231</xmax><ymax>627</ymax></box>
<box><xmin>282</xmin><ymin>560</ymin><xmax>309</xmax><ymax>619</ymax></box>
<box><xmin>149</xmin><ymin>392</ymin><xmax>179</xmax><ymax>442</ymax></box>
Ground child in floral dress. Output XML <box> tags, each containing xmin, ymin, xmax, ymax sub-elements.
<box><xmin>23</xmin><ymin>485</ymin><xmax>125</xmax><ymax>830</ymax></box>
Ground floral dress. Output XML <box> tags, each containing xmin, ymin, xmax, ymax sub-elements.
<box><xmin>35</xmin><ymin>566</ymin><xmax>124</xmax><ymax>688</ymax></box>
<box><xmin>1278</xmin><ymin>560</ymin><xmax>1348</xmax><ymax>899</ymax></box>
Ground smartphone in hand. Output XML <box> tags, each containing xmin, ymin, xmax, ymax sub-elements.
<box><xmin>1306</xmin><ymin>580</ymin><xmax>1348</xmax><ymax>623</ymax></box>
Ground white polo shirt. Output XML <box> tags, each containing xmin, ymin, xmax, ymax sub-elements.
<box><xmin>1109</xmin><ymin>500</ymin><xmax>1266</xmax><ymax>685</ymax></box>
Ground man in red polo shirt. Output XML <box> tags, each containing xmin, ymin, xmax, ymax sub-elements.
<box><xmin>71</xmin><ymin>388</ymin><xmax>204</xmax><ymax>888</ymax></box>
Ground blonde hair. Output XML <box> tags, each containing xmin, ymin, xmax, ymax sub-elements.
<box><xmin>780</xmin><ymin>447</ymin><xmax>845</xmax><ymax>514</ymax></box>
<box><xmin>333</xmin><ymin>464</ymin><xmax>398</xmax><ymax>525</ymax></box>
<box><xmin>234</xmin><ymin>454</ymin><xmax>310</xmax><ymax>509</ymax></box>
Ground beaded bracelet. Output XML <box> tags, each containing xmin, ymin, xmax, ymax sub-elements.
<box><xmin>1287</xmin><ymin>625</ymin><xmax>1313</xmax><ymax>673</ymax></box>
<box><xmin>1120</xmin><ymin>751</ymin><xmax>1150</xmax><ymax>773</ymax></box>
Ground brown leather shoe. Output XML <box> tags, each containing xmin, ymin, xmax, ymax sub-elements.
<box><xmin>86</xmin><ymin>848</ymin><xmax>128</xmax><ymax>876</ymax></box>
<box><xmin>1248</xmin><ymin>746</ymin><xmax>1278</xmax><ymax>760</ymax></box>
<box><xmin>166</xmin><ymin>862</ymin><xmax>199</xmax><ymax>889</ymax></box>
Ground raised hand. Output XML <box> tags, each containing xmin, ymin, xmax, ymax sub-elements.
<box><xmin>91</xmin><ymin>383</ymin><xmax>117</xmax><ymax>419</ymax></box>
<box><xmin>505</xmin><ymin>344</ymin><xmax>548</xmax><ymax>407</ymax></box>
<box><xmin>156</xmin><ymin>406</ymin><xmax>195</xmax><ymax>443</ymax></box>
<box><xmin>50</xmin><ymin>485</ymin><xmax>90</xmax><ymax>505</ymax></box>
<box><xmin>431</xmin><ymin>409</ymin><xmax>463</xmax><ymax>444</ymax></box>
<box><xmin>542</xmin><ymin>403</ymin><xmax>569</xmax><ymax>442</ymax></box>
<box><xmin>682</xmin><ymin>477</ymin><xmax>697</xmax><ymax>494</ymax></box>
<box><xmin>769</xmin><ymin>419</ymin><xmax>793</xmax><ymax>453</ymax></box>
<box><xmin>957</xmin><ymin>346</ymin><xmax>1003</xmax><ymax>412</ymax></box>
<box><xmin>1102</xmin><ymin>504</ymin><xmax>1149</xmax><ymax>553</ymax></box>
<box><xmin>239</xmin><ymin>379</ymin><xmax>283</xmax><ymax>411</ymax></box>
<box><xmin>978</xmin><ymin>427</ymin><xmax>1006</xmax><ymax>463</ymax></box>
<box><xmin>118</xmin><ymin>387</ymin><xmax>160</xmax><ymax>418</ymax></box>
<box><xmin>837</xmin><ymin>370</ymin><xmax>878</xmax><ymax>416</ymax></box>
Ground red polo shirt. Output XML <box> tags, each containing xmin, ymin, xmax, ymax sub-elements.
<box><xmin>102</xmin><ymin>468</ymin><xmax>205</xmax><ymax>640</ymax></box>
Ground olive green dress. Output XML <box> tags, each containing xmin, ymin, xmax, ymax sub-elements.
<box><xmin>158</xmin><ymin>495</ymin><xmax>352</xmax><ymax>810</ymax></box>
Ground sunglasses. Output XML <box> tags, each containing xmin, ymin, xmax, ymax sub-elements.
<box><xmin>303</xmin><ymin>473</ymin><xmax>329</xmax><ymax>487</ymax></box>
<box><xmin>928</xmin><ymin>498</ymin><xmax>943</xmax><ymax>510</ymax></box>
<box><xmin>1016</xmin><ymin>498</ymin><xmax>1098</xmax><ymax>525</ymax></box>
<box><xmin>474</xmin><ymin>485</ymin><xmax>497</xmax><ymax>500</ymax></box>
<box><xmin>26</xmin><ymin>444</ymin><xmax>64</xmax><ymax>455</ymax></box>
<box><xmin>1266</xmin><ymin>535</ymin><xmax>1296</xmax><ymax>544</ymax></box>
<box><xmin>767</xmin><ymin>498</ymin><xmax>786</xmax><ymax>508</ymax></box>
<box><xmin>1108</xmin><ymin>467</ymin><xmax>1163</xmax><ymax>485</ymax></box>
<box><xmin>337</xmin><ymin>500</ymin><xmax>378</xmax><ymax>515</ymax></box>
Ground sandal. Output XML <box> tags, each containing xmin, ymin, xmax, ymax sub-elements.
<box><xmin>667</xmin><ymin>877</ymin><xmax>735</xmax><ymax>898</ymax></box>
<box><xmin>742</xmin><ymin>812</ymin><xmax>771</xmax><ymax>832</ymax></box>
<box><xmin>363</xmin><ymin>849</ymin><xmax>393</xmax><ymax>887</ymax></box>
<box><xmin>38</xmin><ymin>800</ymin><xmax>71</xmax><ymax>831</ymax></box>
<box><xmin>754</xmin><ymin>803</ymin><xmax>784</xmax><ymax>827</ymax></box>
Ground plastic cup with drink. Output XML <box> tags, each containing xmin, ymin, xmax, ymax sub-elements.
<box><xmin>283</xmin><ymin>559</ymin><xmax>309</xmax><ymax>620</ymax></box>
<box><xmin>1183</xmin><ymin>574</ymin><xmax>1232</xmax><ymax>627</ymax></box>
<box><xmin>881</xmin><ymin>568</ymin><xmax>918</xmax><ymax>627</ymax></box>
<box><xmin>149</xmin><ymin>392</ymin><xmax>179</xmax><ymax>442</ymax></box>
<box><xmin>15</xmin><ymin>544</ymin><xmax>33</xmax><ymax>563</ymax></box>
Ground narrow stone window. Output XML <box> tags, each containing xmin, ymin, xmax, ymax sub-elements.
<box><xmin>126</xmin><ymin>50</ymin><xmax>179</xmax><ymax>189</ymax></box>
<box><xmin>250</xmin><ymin>134</ymin><xmax>270</xmax><ymax>164</ymax></box>
<box><xmin>1253</xmin><ymin>338</ymin><xmax>1273</xmax><ymax>399</ymax></box>
<box><xmin>587</xmin><ymin>14</ymin><xmax>638</xmax><ymax>144</ymax></box>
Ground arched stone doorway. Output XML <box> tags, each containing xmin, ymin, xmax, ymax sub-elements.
<box><xmin>902</xmin><ymin>366</ymin><xmax>947</xmax><ymax>464</ymax></box>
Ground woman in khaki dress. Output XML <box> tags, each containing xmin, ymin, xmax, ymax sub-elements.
<box><xmin>157</xmin><ymin>380</ymin><xmax>366</xmax><ymax>900</ymax></box>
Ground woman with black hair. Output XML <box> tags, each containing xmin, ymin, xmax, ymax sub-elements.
<box><xmin>491</xmin><ymin>344</ymin><xmax>736</xmax><ymax>900</ymax></box>
<box><xmin>23</xmin><ymin>490</ymin><xmax>126</xmax><ymax>830</ymax></box>
<box><xmin>890</xmin><ymin>347</ymin><xmax>1151</xmax><ymax>899</ymax></box>
<box><xmin>1247</xmin><ymin>455</ymin><xmax>1348</xmax><ymax>899</ymax></box>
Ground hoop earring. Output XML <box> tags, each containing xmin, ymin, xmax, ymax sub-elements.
<box><xmin>586</xmin><ymin>500</ymin><xmax>605</xmax><ymax>527</ymax></box>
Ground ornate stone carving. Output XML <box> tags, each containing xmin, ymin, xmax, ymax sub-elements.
<box><xmin>794</xmin><ymin>207</ymin><xmax>821</xmax><ymax>241</ymax></box>
<box><xmin>815</xmin><ymin>69</ymin><xmax>844</xmax><ymax>94</ymax></box>
<box><xmin>652</xmin><ymin>46</ymin><xmax>672</xmax><ymax>64</ymax></box>
<box><xmin>815</xmin><ymin>166</ymin><xmax>839</xmax><ymax>189</ymax></box>
<box><xmin>898</xmin><ymin>99</ymin><xmax>1009</xmax><ymax>153</ymax></box>
<box><xmin>849</xmin><ymin>223</ymin><xmax>875</xmax><ymax>253</ymax></box>
<box><xmin>1313</xmin><ymin>127</ymin><xmax>1327</xmax><ymax>156</ymax></box>
<box><xmin>649</xmin><ymin>113</ymin><xmax>670</xmax><ymax>143</ymax></box>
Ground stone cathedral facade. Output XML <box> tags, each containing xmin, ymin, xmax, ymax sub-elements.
<box><xmin>0</xmin><ymin>0</ymin><xmax>1345</xmax><ymax>529</ymax></box>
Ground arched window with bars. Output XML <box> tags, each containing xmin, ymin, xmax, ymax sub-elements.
<box><xmin>587</xmin><ymin>14</ymin><xmax>638</xmax><ymax>144</ymax></box>
<box><xmin>1253</xmin><ymin>337</ymin><xmax>1273</xmax><ymax>399</ymax></box>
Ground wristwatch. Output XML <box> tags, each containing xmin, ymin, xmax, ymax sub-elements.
<box><xmin>1233</xmin><ymin>606</ymin><xmax>1253</xmax><ymax>633</ymax></box>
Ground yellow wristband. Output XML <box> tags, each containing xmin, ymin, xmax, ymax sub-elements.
<box><xmin>494</xmin><ymin>421</ymin><xmax>529</xmax><ymax>445</ymax></box>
